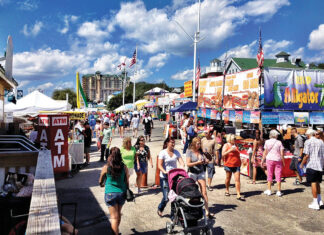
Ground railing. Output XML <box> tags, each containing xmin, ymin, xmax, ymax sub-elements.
<box><xmin>26</xmin><ymin>150</ymin><xmax>61</xmax><ymax>235</ymax></box>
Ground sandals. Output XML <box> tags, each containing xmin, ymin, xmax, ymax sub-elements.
<box><xmin>225</xmin><ymin>192</ymin><xmax>230</xmax><ymax>197</ymax></box>
<box><xmin>247</xmin><ymin>181</ymin><xmax>256</xmax><ymax>184</ymax></box>
<box><xmin>157</xmin><ymin>210</ymin><xmax>163</xmax><ymax>217</ymax></box>
<box><xmin>237</xmin><ymin>196</ymin><xmax>246</xmax><ymax>201</ymax></box>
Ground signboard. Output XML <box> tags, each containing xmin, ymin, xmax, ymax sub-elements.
<box><xmin>201</xmin><ymin>108</ymin><xmax>206</xmax><ymax>118</ymax></box>
<box><xmin>262</xmin><ymin>112</ymin><xmax>279</xmax><ymax>124</ymax></box>
<box><xmin>17</xmin><ymin>90</ymin><xmax>23</xmax><ymax>99</ymax></box>
<box><xmin>206</xmin><ymin>108</ymin><xmax>211</xmax><ymax>119</ymax></box>
<box><xmin>250</xmin><ymin>111</ymin><xmax>260</xmax><ymax>123</ymax></box>
<box><xmin>278</xmin><ymin>112</ymin><xmax>294</xmax><ymax>124</ymax></box>
<box><xmin>4</xmin><ymin>112</ymin><xmax>13</xmax><ymax>123</ymax></box>
<box><xmin>310</xmin><ymin>112</ymin><xmax>324</xmax><ymax>124</ymax></box>
<box><xmin>211</xmin><ymin>109</ymin><xmax>217</xmax><ymax>119</ymax></box>
<box><xmin>243</xmin><ymin>111</ymin><xmax>251</xmax><ymax>123</ymax></box>
<box><xmin>198</xmin><ymin>68</ymin><xmax>259</xmax><ymax>110</ymax></box>
<box><xmin>229</xmin><ymin>110</ymin><xmax>235</xmax><ymax>122</ymax></box>
<box><xmin>184</xmin><ymin>81</ymin><xmax>193</xmax><ymax>97</ymax></box>
<box><xmin>235</xmin><ymin>111</ymin><xmax>243</xmax><ymax>123</ymax></box>
<box><xmin>264</xmin><ymin>68</ymin><xmax>324</xmax><ymax>110</ymax></box>
<box><xmin>37</xmin><ymin>114</ymin><xmax>70</xmax><ymax>173</ymax></box>
<box><xmin>294</xmin><ymin>112</ymin><xmax>309</xmax><ymax>125</ymax></box>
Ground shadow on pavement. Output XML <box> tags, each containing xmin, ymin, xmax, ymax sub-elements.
<box><xmin>209</xmin><ymin>204</ymin><xmax>238</xmax><ymax>214</ymax></box>
<box><xmin>281</xmin><ymin>188</ymin><xmax>305</xmax><ymax>195</ymax></box>
<box><xmin>130</xmin><ymin>228</ymin><xmax>166</xmax><ymax>234</ymax></box>
<box><xmin>212</xmin><ymin>184</ymin><xmax>235</xmax><ymax>190</ymax></box>
<box><xmin>241</xmin><ymin>190</ymin><xmax>263</xmax><ymax>198</ymax></box>
<box><xmin>57</xmin><ymin>188</ymin><xmax>112</xmax><ymax>235</ymax></box>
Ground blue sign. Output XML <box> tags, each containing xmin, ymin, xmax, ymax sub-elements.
<box><xmin>310</xmin><ymin>112</ymin><xmax>324</xmax><ymax>124</ymax></box>
<box><xmin>278</xmin><ymin>112</ymin><xmax>294</xmax><ymax>124</ymax></box>
<box><xmin>197</xmin><ymin>108</ymin><xmax>203</xmax><ymax>118</ymax></box>
<box><xmin>242</xmin><ymin>111</ymin><xmax>251</xmax><ymax>123</ymax></box>
<box><xmin>206</xmin><ymin>109</ymin><xmax>211</xmax><ymax>119</ymax></box>
<box><xmin>262</xmin><ymin>112</ymin><xmax>279</xmax><ymax>124</ymax></box>
<box><xmin>229</xmin><ymin>110</ymin><xmax>235</xmax><ymax>122</ymax></box>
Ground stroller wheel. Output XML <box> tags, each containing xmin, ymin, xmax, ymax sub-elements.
<box><xmin>166</xmin><ymin>222</ymin><xmax>173</xmax><ymax>234</ymax></box>
<box><xmin>200</xmin><ymin>228</ymin><xmax>213</xmax><ymax>235</ymax></box>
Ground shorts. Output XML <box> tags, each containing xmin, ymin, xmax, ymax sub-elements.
<box><xmin>144</xmin><ymin>129</ymin><xmax>151</xmax><ymax>136</ymax></box>
<box><xmin>224</xmin><ymin>166</ymin><xmax>240</xmax><ymax>173</ymax></box>
<box><xmin>104</xmin><ymin>192</ymin><xmax>126</xmax><ymax>207</ymax></box>
<box><xmin>188</xmin><ymin>171</ymin><xmax>206</xmax><ymax>181</ymax></box>
<box><xmin>128</xmin><ymin>168</ymin><xmax>134</xmax><ymax>176</ymax></box>
<box><xmin>253</xmin><ymin>156</ymin><xmax>266</xmax><ymax>168</ymax></box>
<box><xmin>306</xmin><ymin>168</ymin><xmax>323</xmax><ymax>183</ymax></box>
<box><xmin>84</xmin><ymin>146</ymin><xmax>90</xmax><ymax>154</ymax></box>
<box><xmin>207</xmin><ymin>163</ymin><xmax>215</xmax><ymax>178</ymax></box>
<box><xmin>134</xmin><ymin>161</ymin><xmax>148</xmax><ymax>174</ymax></box>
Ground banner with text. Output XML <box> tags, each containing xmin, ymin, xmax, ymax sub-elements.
<box><xmin>184</xmin><ymin>81</ymin><xmax>193</xmax><ymax>97</ymax></box>
<box><xmin>264</xmin><ymin>68</ymin><xmax>324</xmax><ymax>110</ymax></box>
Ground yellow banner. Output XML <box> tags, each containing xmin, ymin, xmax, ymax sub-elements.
<box><xmin>184</xmin><ymin>81</ymin><xmax>193</xmax><ymax>97</ymax></box>
<box><xmin>63</xmin><ymin>111</ymin><xmax>86</xmax><ymax>120</ymax></box>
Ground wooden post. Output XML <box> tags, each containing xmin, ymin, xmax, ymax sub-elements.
<box><xmin>154</xmin><ymin>154</ymin><xmax>160</xmax><ymax>186</ymax></box>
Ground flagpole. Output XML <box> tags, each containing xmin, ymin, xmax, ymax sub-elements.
<box><xmin>123</xmin><ymin>66</ymin><xmax>126</xmax><ymax>107</ymax></box>
<box><xmin>133</xmin><ymin>46</ymin><xmax>137</xmax><ymax>110</ymax></box>
<box><xmin>192</xmin><ymin>0</ymin><xmax>200</xmax><ymax>103</ymax></box>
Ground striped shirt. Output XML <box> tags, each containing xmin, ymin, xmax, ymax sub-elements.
<box><xmin>303</xmin><ymin>137</ymin><xmax>324</xmax><ymax>171</ymax></box>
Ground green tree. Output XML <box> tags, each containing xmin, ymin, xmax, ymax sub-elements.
<box><xmin>52</xmin><ymin>88</ymin><xmax>77</xmax><ymax>108</ymax></box>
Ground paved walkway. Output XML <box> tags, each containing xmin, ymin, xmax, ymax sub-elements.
<box><xmin>56</xmin><ymin>121</ymin><xmax>324</xmax><ymax>235</ymax></box>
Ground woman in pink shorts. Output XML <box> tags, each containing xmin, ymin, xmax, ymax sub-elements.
<box><xmin>249</xmin><ymin>129</ymin><xmax>267</xmax><ymax>184</ymax></box>
<box><xmin>262</xmin><ymin>130</ymin><xmax>285</xmax><ymax>197</ymax></box>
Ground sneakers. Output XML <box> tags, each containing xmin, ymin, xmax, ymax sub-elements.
<box><xmin>319</xmin><ymin>200</ymin><xmax>323</xmax><ymax>207</ymax></box>
<box><xmin>276</xmin><ymin>191</ymin><xmax>283</xmax><ymax>197</ymax></box>
<box><xmin>207</xmin><ymin>186</ymin><xmax>213</xmax><ymax>191</ymax></box>
<box><xmin>308</xmin><ymin>201</ymin><xmax>320</xmax><ymax>210</ymax></box>
<box><xmin>137</xmin><ymin>188</ymin><xmax>141</xmax><ymax>194</ymax></box>
<box><xmin>263</xmin><ymin>190</ymin><xmax>271</xmax><ymax>196</ymax></box>
<box><xmin>293</xmin><ymin>179</ymin><xmax>301</xmax><ymax>185</ymax></box>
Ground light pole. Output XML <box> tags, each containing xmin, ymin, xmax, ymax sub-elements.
<box><xmin>122</xmin><ymin>68</ymin><xmax>126</xmax><ymax>106</ymax></box>
<box><xmin>192</xmin><ymin>0</ymin><xmax>201</xmax><ymax>102</ymax></box>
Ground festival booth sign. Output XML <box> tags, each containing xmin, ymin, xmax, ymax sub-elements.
<box><xmin>310</xmin><ymin>112</ymin><xmax>324</xmax><ymax>124</ymax></box>
<box><xmin>184</xmin><ymin>81</ymin><xmax>193</xmax><ymax>98</ymax></box>
<box><xmin>37</xmin><ymin>114</ymin><xmax>70</xmax><ymax>173</ymax></box>
<box><xmin>197</xmin><ymin>68</ymin><xmax>260</xmax><ymax>110</ymax></box>
<box><xmin>264</xmin><ymin>68</ymin><xmax>324</xmax><ymax>110</ymax></box>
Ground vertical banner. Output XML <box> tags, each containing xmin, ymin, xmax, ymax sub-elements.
<box><xmin>235</xmin><ymin>111</ymin><xmax>243</xmax><ymax>123</ymax></box>
<box><xmin>261</xmin><ymin>112</ymin><xmax>279</xmax><ymax>124</ymax></box>
<box><xmin>206</xmin><ymin>108</ymin><xmax>211</xmax><ymax>119</ymax></box>
<box><xmin>250</xmin><ymin>111</ymin><xmax>260</xmax><ymax>123</ymax></box>
<box><xmin>223</xmin><ymin>110</ymin><xmax>229</xmax><ymax>123</ymax></box>
<box><xmin>294</xmin><ymin>112</ymin><xmax>309</xmax><ymax>125</ymax></box>
<box><xmin>310</xmin><ymin>112</ymin><xmax>324</xmax><ymax>124</ymax></box>
<box><xmin>37</xmin><ymin>114</ymin><xmax>70</xmax><ymax>173</ymax></box>
<box><xmin>184</xmin><ymin>80</ymin><xmax>193</xmax><ymax>97</ymax></box>
<box><xmin>243</xmin><ymin>111</ymin><xmax>251</xmax><ymax>123</ymax></box>
<box><xmin>229</xmin><ymin>110</ymin><xmax>236</xmax><ymax>122</ymax></box>
<box><xmin>211</xmin><ymin>109</ymin><xmax>217</xmax><ymax>119</ymax></box>
<box><xmin>278</xmin><ymin>112</ymin><xmax>294</xmax><ymax>124</ymax></box>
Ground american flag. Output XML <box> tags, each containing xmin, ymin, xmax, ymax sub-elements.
<box><xmin>256</xmin><ymin>28</ymin><xmax>264</xmax><ymax>68</ymax></box>
<box><xmin>196</xmin><ymin>58</ymin><xmax>201</xmax><ymax>90</ymax></box>
<box><xmin>129</xmin><ymin>49</ymin><xmax>137</xmax><ymax>67</ymax></box>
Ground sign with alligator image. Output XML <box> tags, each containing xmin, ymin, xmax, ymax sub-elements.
<box><xmin>264</xmin><ymin>68</ymin><xmax>324</xmax><ymax>110</ymax></box>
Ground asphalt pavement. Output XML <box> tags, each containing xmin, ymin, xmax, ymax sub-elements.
<box><xmin>56</xmin><ymin>120</ymin><xmax>324</xmax><ymax>235</ymax></box>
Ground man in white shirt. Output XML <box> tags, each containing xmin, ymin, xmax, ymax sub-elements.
<box><xmin>131</xmin><ymin>114</ymin><xmax>140</xmax><ymax>138</ymax></box>
<box><xmin>301</xmin><ymin>129</ymin><xmax>324</xmax><ymax>210</ymax></box>
<box><xmin>180</xmin><ymin>113</ymin><xmax>189</xmax><ymax>146</ymax></box>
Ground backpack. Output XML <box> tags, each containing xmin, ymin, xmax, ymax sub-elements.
<box><xmin>187</xmin><ymin>125</ymin><xmax>196</xmax><ymax>137</ymax></box>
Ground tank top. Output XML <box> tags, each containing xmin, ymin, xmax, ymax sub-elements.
<box><xmin>224</xmin><ymin>144</ymin><xmax>241</xmax><ymax>167</ymax></box>
<box><xmin>105</xmin><ymin>166</ymin><xmax>127</xmax><ymax>194</ymax></box>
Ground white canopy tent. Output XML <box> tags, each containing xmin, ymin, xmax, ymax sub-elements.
<box><xmin>5</xmin><ymin>90</ymin><xmax>71</xmax><ymax>117</ymax></box>
<box><xmin>144</xmin><ymin>87</ymin><xmax>169</xmax><ymax>95</ymax></box>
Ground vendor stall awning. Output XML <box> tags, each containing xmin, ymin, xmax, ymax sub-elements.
<box><xmin>170</xmin><ymin>101</ymin><xmax>197</xmax><ymax>113</ymax></box>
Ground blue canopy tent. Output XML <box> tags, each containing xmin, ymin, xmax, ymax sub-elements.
<box><xmin>170</xmin><ymin>101</ymin><xmax>197</xmax><ymax>113</ymax></box>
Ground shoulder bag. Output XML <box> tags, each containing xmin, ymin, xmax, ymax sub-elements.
<box><xmin>124</xmin><ymin>166</ymin><xmax>135</xmax><ymax>202</ymax></box>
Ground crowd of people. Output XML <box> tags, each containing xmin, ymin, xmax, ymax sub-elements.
<box><xmin>93</xmin><ymin>112</ymin><xmax>324</xmax><ymax>235</ymax></box>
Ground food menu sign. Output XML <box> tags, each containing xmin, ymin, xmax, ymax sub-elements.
<box><xmin>264</xmin><ymin>68</ymin><xmax>324</xmax><ymax>110</ymax></box>
<box><xmin>198</xmin><ymin>68</ymin><xmax>259</xmax><ymax>110</ymax></box>
<box><xmin>184</xmin><ymin>81</ymin><xmax>193</xmax><ymax>98</ymax></box>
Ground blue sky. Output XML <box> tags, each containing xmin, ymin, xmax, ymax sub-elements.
<box><xmin>0</xmin><ymin>0</ymin><xmax>324</xmax><ymax>97</ymax></box>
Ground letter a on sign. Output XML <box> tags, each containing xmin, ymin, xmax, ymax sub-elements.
<box><xmin>54</xmin><ymin>129</ymin><xmax>65</xmax><ymax>141</ymax></box>
<box><xmin>40</xmin><ymin>129</ymin><xmax>48</xmax><ymax>141</ymax></box>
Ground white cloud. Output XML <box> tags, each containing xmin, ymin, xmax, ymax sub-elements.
<box><xmin>308</xmin><ymin>24</ymin><xmax>324</xmax><ymax>50</ymax></box>
<box><xmin>263</xmin><ymin>39</ymin><xmax>293</xmax><ymax>58</ymax></box>
<box><xmin>13</xmin><ymin>48</ymin><xmax>83</xmax><ymax>79</ymax></box>
<box><xmin>17</xmin><ymin>0</ymin><xmax>38</xmax><ymax>11</ymax></box>
<box><xmin>59</xmin><ymin>15</ymin><xmax>79</xmax><ymax>34</ymax></box>
<box><xmin>77</xmin><ymin>20</ymin><xmax>112</xmax><ymax>41</ymax></box>
<box><xmin>291</xmin><ymin>47</ymin><xmax>305</xmax><ymax>59</ymax></box>
<box><xmin>112</xmin><ymin>0</ymin><xmax>288</xmax><ymax>55</ymax></box>
<box><xmin>171</xmin><ymin>69</ymin><xmax>193</xmax><ymax>80</ymax></box>
<box><xmin>54</xmin><ymin>81</ymin><xmax>74</xmax><ymax>90</ymax></box>
<box><xmin>22</xmin><ymin>21</ymin><xmax>43</xmax><ymax>37</ymax></box>
<box><xmin>220</xmin><ymin>41</ymin><xmax>257</xmax><ymax>60</ymax></box>
<box><xmin>146</xmin><ymin>53</ymin><xmax>169</xmax><ymax>70</ymax></box>
<box><xmin>0</xmin><ymin>0</ymin><xmax>10</xmax><ymax>6</ymax></box>
<box><xmin>37</xmin><ymin>82</ymin><xmax>53</xmax><ymax>90</ymax></box>
<box><xmin>240</xmin><ymin>0</ymin><xmax>290</xmax><ymax>19</ymax></box>
<box><xmin>17</xmin><ymin>80</ymin><xmax>31</xmax><ymax>88</ymax></box>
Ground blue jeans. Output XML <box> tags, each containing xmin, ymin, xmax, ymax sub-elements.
<box><xmin>158</xmin><ymin>177</ymin><xmax>169</xmax><ymax>212</ymax></box>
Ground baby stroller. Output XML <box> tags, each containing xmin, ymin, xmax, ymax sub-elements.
<box><xmin>166</xmin><ymin>168</ymin><xmax>212</xmax><ymax>235</ymax></box>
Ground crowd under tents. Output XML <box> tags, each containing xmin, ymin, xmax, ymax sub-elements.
<box><xmin>5</xmin><ymin>90</ymin><xmax>71</xmax><ymax>117</ymax></box>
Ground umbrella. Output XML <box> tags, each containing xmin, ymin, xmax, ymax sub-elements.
<box><xmin>144</xmin><ymin>87</ymin><xmax>169</xmax><ymax>95</ymax></box>
<box><xmin>135</xmin><ymin>99</ymin><xmax>150</xmax><ymax>109</ymax></box>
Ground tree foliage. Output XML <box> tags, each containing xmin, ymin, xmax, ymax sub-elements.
<box><xmin>52</xmin><ymin>88</ymin><xmax>77</xmax><ymax>108</ymax></box>
<box><xmin>107</xmin><ymin>81</ymin><xmax>172</xmax><ymax>110</ymax></box>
